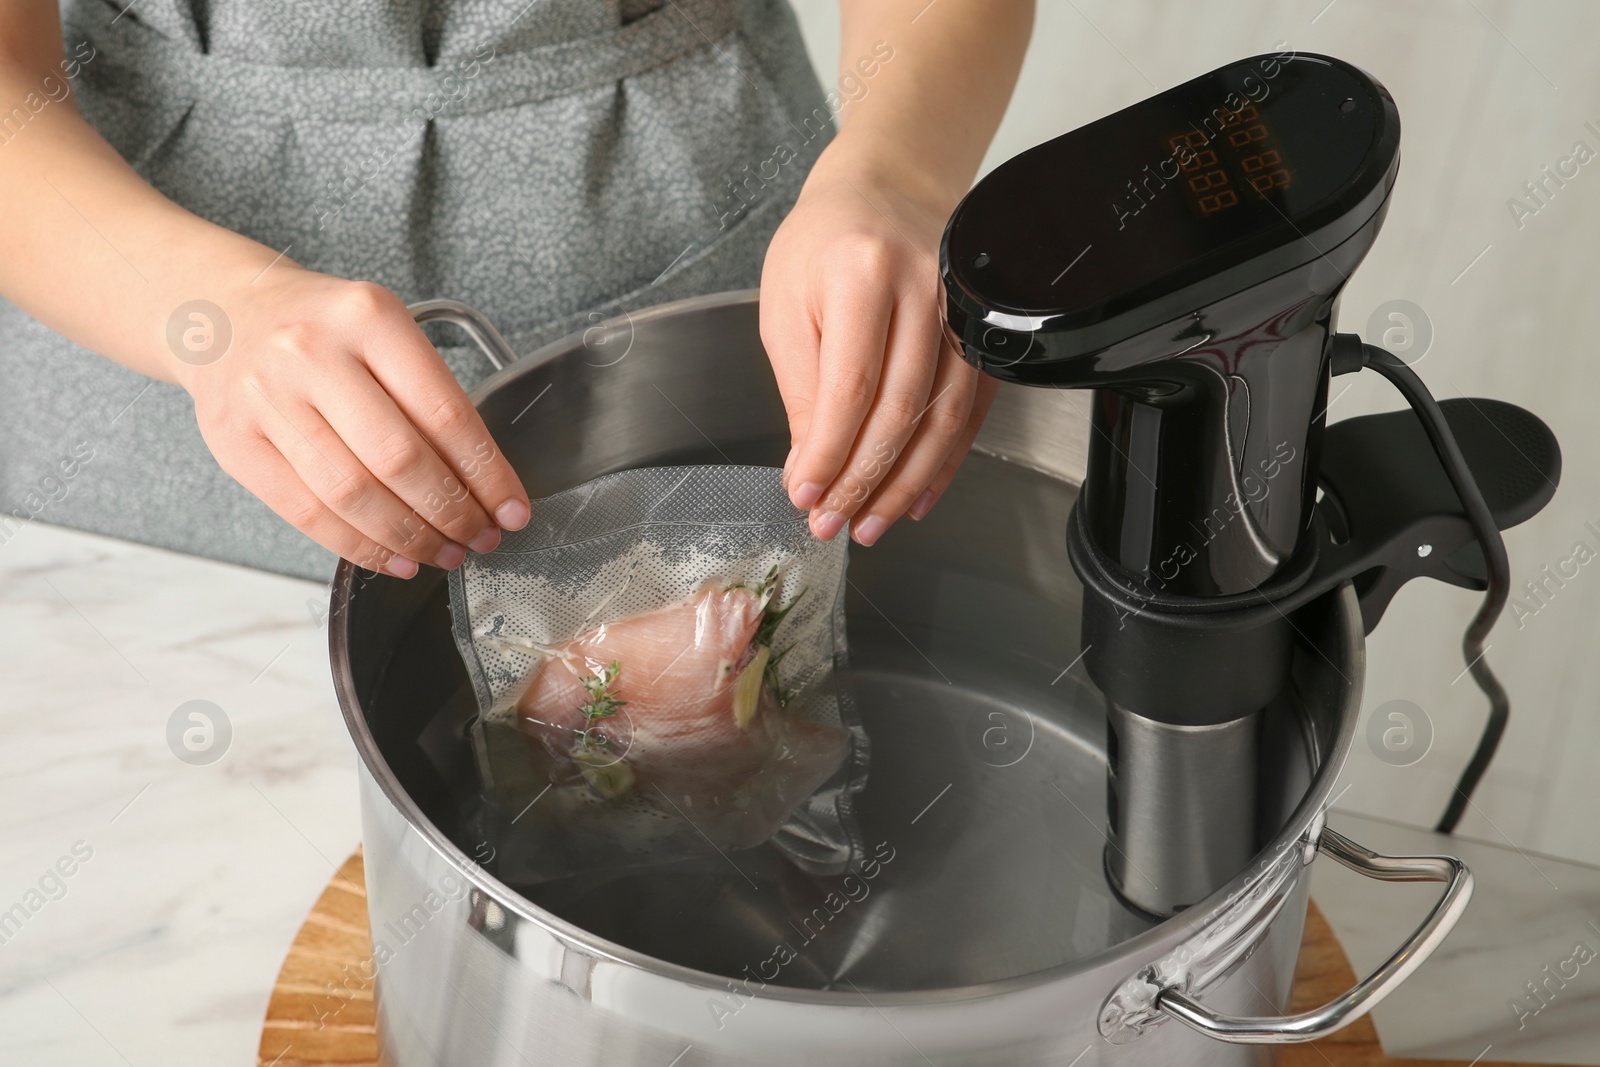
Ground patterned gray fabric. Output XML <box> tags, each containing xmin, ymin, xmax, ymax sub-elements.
<box><xmin>0</xmin><ymin>0</ymin><xmax>832</xmax><ymax>581</ymax></box>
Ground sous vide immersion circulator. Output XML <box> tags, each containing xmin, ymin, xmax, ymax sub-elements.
<box><xmin>940</xmin><ymin>52</ymin><xmax>1560</xmax><ymax>917</ymax></box>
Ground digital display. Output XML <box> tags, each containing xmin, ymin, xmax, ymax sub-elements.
<box><xmin>1168</xmin><ymin>102</ymin><xmax>1292</xmax><ymax>217</ymax></box>
<box><xmin>941</xmin><ymin>53</ymin><xmax>1399</xmax><ymax>334</ymax></box>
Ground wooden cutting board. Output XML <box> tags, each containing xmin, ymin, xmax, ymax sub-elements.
<box><xmin>257</xmin><ymin>849</ymin><xmax>1529</xmax><ymax>1067</ymax></box>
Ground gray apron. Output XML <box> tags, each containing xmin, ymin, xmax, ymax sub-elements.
<box><xmin>0</xmin><ymin>0</ymin><xmax>832</xmax><ymax>581</ymax></box>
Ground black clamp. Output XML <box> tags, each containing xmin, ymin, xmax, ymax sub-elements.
<box><xmin>1071</xmin><ymin>359</ymin><xmax>1560</xmax><ymax>730</ymax></box>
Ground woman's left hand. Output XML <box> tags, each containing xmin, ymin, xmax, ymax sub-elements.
<box><xmin>760</xmin><ymin>160</ymin><xmax>998</xmax><ymax>547</ymax></box>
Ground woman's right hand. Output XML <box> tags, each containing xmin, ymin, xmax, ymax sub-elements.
<box><xmin>0</xmin><ymin>3</ymin><xmax>526</xmax><ymax>576</ymax></box>
<box><xmin>177</xmin><ymin>268</ymin><xmax>530</xmax><ymax>578</ymax></box>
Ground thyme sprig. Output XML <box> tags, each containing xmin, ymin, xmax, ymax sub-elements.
<box><xmin>569</xmin><ymin>659</ymin><xmax>635</xmax><ymax>796</ymax></box>
<box><xmin>574</xmin><ymin>659</ymin><xmax>626</xmax><ymax>753</ymax></box>
<box><xmin>728</xmin><ymin>565</ymin><xmax>805</xmax><ymax>708</ymax></box>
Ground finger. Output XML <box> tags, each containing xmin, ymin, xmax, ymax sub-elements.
<box><xmin>318</xmin><ymin>362</ymin><xmax>499</xmax><ymax>557</ymax></box>
<box><xmin>257</xmin><ymin>390</ymin><xmax>462</xmax><ymax>569</ymax></box>
<box><xmin>351</xmin><ymin>294</ymin><xmax>529</xmax><ymax>530</ymax></box>
<box><xmin>852</xmin><ymin>350</ymin><xmax>988</xmax><ymax>545</ymax></box>
<box><xmin>807</xmin><ymin>301</ymin><xmax>941</xmax><ymax>540</ymax></box>
<box><xmin>228</xmin><ymin>434</ymin><xmax>418</xmax><ymax>577</ymax></box>
<box><xmin>902</xmin><ymin>371</ymin><xmax>999</xmax><ymax>525</ymax></box>
<box><xmin>784</xmin><ymin>279</ymin><xmax>894</xmax><ymax>512</ymax></box>
<box><xmin>757</xmin><ymin>286</ymin><xmax>820</xmax><ymax>484</ymax></box>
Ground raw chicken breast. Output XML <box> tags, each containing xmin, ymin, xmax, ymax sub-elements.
<box><xmin>514</xmin><ymin>581</ymin><xmax>849</xmax><ymax>849</ymax></box>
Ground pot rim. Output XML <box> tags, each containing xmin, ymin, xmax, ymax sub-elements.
<box><xmin>330</xmin><ymin>288</ymin><xmax>1364</xmax><ymax>1007</ymax></box>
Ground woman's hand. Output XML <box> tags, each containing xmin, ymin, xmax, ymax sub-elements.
<box><xmin>177</xmin><ymin>269</ymin><xmax>530</xmax><ymax>577</ymax></box>
<box><xmin>760</xmin><ymin>161</ymin><xmax>997</xmax><ymax>547</ymax></box>
<box><xmin>760</xmin><ymin>0</ymin><xmax>1030</xmax><ymax>547</ymax></box>
<box><xmin>0</xmin><ymin>5</ymin><xmax>528</xmax><ymax>576</ymax></box>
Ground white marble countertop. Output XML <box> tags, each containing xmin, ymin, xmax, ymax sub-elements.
<box><xmin>2</xmin><ymin>521</ymin><xmax>1597</xmax><ymax>1065</ymax></box>
<box><xmin>0</xmin><ymin>522</ymin><xmax>360</xmax><ymax>1066</ymax></box>
<box><xmin>1314</xmin><ymin>812</ymin><xmax>1600</xmax><ymax>1065</ymax></box>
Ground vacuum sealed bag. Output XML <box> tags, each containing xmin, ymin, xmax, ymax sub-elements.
<box><xmin>448</xmin><ymin>465</ymin><xmax>867</xmax><ymax>884</ymax></box>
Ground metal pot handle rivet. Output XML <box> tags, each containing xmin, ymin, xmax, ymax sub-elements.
<box><xmin>1155</xmin><ymin>828</ymin><xmax>1473</xmax><ymax>1045</ymax></box>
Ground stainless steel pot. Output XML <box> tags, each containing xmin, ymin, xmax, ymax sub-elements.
<box><xmin>330</xmin><ymin>292</ymin><xmax>1472</xmax><ymax>1066</ymax></box>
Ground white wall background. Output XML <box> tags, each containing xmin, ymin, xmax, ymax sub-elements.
<box><xmin>788</xmin><ymin>0</ymin><xmax>1600</xmax><ymax>867</ymax></box>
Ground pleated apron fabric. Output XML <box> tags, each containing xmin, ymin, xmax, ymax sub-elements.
<box><xmin>0</xmin><ymin>0</ymin><xmax>832</xmax><ymax>580</ymax></box>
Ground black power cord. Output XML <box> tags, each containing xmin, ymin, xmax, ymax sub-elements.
<box><xmin>1353</xmin><ymin>342</ymin><xmax>1513</xmax><ymax>834</ymax></box>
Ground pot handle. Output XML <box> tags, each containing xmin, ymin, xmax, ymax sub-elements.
<box><xmin>409</xmin><ymin>298</ymin><xmax>518</xmax><ymax>373</ymax></box>
<box><xmin>1157</xmin><ymin>828</ymin><xmax>1473</xmax><ymax>1045</ymax></box>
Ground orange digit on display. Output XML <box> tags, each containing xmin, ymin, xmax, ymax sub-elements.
<box><xmin>1197</xmin><ymin>189</ymin><xmax>1240</xmax><ymax>214</ymax></box>
<box><xmin>1188</xmin><ymin>169</ymin><xmax>1229</xmax><ymax>193</ymax></box>
<box><xmin>1239</xmin><ymin>150</ymin><xmax>1282</xmax><ymax>173</ymax></box>
<box><xmin>1250</xmin><ymin>168</ymin><xmax>1291</xmax><ymax>192</ymax></box>
<box><xmin>1228</xmin><ymin>124</ymin><xmax>1267</xmax><ymax>147</ymax></box>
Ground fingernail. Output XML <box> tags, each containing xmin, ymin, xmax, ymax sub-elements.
<box><xmin>782</xmin><ymin>446</ymin><xmax>796</xmax><ymax>480</ymax></box>
<box><xmin>792</xmin><ymin>482</ymin><xmax>823</xmax><ymax>511</ymax></box>
<box><xmin>812</xmin><ymin>510</ymin><xmax>845</xmax><ymax>541</ymax></box>
<box><xmin>908</xmin><ymin>490</ymin><xmax>936</xmax><ymax>521</ymax></box>
<box><xmin>853</xmin><ymin>515</ymin><xmax>888</xmax><ymax>546</ymax></box>
<box><xmin>469</xmin><ymin>527</ymin><xmax>502</xmax><ymax>554</ymax></box>
<box><xmin>434</xmin><ymin>542</ymin><xmax>467</xmax><ymax>569</ymax></box>
<box><xmin>386</xmin><ymin>556</ymin><xmax>419</xmax><ymax>579</ymax></box>
<box><xmin>495</xmin><ymin>499</ymin><xmax>529</xmax><ymax>530</ymax></box>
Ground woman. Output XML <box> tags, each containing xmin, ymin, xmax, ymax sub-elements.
<box><xmin>0</xmin><ymin>0</ymin><xmax>1032</xmax><ymax>582</ymax></box>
